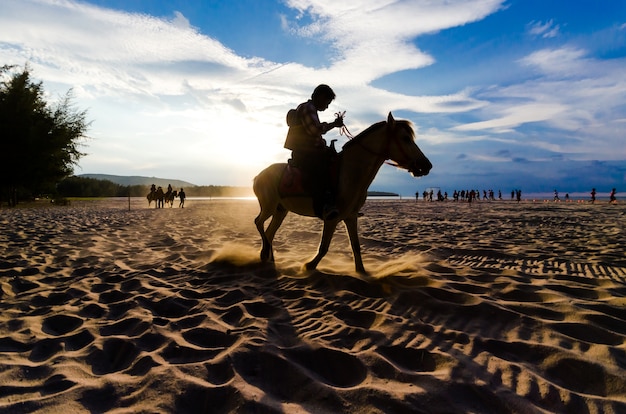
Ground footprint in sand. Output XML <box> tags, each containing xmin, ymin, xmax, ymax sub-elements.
<box><xmin>182</xmin><ymin>327</ymin><xmax>237</xmax><ymax>348</ymax></box>
<box><xmin>29</xmin><ymin>338</ymin><xmax>63</xmax><ymax>362</ymax></box>
<box><xmin>160</xmin><ymin>342</ymin><xmax>222</xmax><ymax>364</ymax></box>
<box><xmin>86</xmin><ymin>337</ymin><xmax>141</xmax><ymax>374</ymax></box>
<box><xmin>99</xmin><ymin>317</ymin><xmax>151</xmax><ymax>337</ymax></box>
<box><xmin>139</xmin><ymin>296</ymin><xmax>199</xmax><ymax>318</ymax></box>
<box><xmin>42</xmin><ymin>314</ymin><xmax>83</xmax><ymax>336</ymax></box>
<box><xmin>376</xmin><ymin>345</ymin><xmax>457</xmax><ymax>373</ymax></box>
<box><xmin>285</xmin><ymin>346</ymin><xmax>368</xmax><ymax>388</ymax></box>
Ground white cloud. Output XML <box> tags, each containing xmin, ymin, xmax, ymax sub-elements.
<box><xmin>453</xmin><ymin>46</ymin><xmax>626</xmax><ymax>159</ymax></box>
<box><xmin>519</xmin><ymin>47</ymin><xmax>587</xmax><ymax>77</ymax></box>
<box><xmin>527</xmin><ymin>19</ymin><xmax>560</xmax><ymax>38</ymax></box>
<box><xmin>171</xmin><ymin>11</ymin><xmax>192</xmax><ymax>29</ymax></box>
<box><xmin>454</xmin><ymin>103</ymin><xmax>568</xmax><ymax>132</ymax></box>
<box><xmin>283</xmin><ymin>0</ymin><xmax>505</xmax><ymax>82</ymax></box>
<box><xmin>0</xmin><ymin>0</ymin><xmax>266</xmax><ymax>97</ymax></box>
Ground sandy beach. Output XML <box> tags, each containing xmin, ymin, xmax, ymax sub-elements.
<box><xmin>1</xmin><ymin>198</ymin><xmax>625</xmax><ymax>413</ymax></box>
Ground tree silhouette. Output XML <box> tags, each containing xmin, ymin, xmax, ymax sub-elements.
<box><xmin>0</xmin><ymin>65</ymin><xmax>90</xmax><ymax>206</ymax></box>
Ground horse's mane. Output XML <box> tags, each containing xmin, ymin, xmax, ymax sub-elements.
<box><xmin>342</xmin><ymin>119</ymin><xmax>415</xmax><ymax>150</ymax></box>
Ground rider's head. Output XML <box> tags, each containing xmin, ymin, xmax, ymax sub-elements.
<box><xmin>311</xmin><ymin>84</ymin><xmax>335</xmax><ymax>111</ymax></box>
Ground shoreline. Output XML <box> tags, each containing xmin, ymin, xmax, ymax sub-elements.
<box><xmin>5</xmin><ymin>194</ymin><xmax>620</xmax><ymax>209</ymax></box>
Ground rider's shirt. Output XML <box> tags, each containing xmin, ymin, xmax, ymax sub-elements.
<box><xmin>297</xmin><ymin>100</ymin><xmax>333</xmax><ymax>148</ymax></box>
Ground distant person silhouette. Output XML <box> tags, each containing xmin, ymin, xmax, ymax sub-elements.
<box><xmin>179</xmin><ymin>188</ymin><xmax>186</xmax><ymax>208</ymax></box>
<box><xmin>590</xmin><ymin>188</ymin><xmax>596</xmax><ymax>203</ymax></box>
<box><xmin>609</xmin><ymin>188</ymin><xmax>617</xmax><ymax>204</ymax></box>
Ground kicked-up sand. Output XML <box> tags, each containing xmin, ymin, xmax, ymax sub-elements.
<box><xmin>0</xmin><ymin>198</ymin><xmax>625</xmax><ymax>413</ymax></box>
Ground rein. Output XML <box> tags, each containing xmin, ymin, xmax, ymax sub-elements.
<box><xmin>334</xmin><ymin>111</ymin><xmax>355</xmax><ymax>139</ymax></box>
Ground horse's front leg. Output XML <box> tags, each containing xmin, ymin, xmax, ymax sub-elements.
<box><xmin>344</xmin><ymin>216</ymin><xmax>365</xmax><ymax>273</ymax></box>
<box><xmin>305</xmin><ymin>220</ymin><xmax>339</xmax><ymax>270</ymax></box>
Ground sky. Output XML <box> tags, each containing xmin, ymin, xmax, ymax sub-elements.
<box><xmin>1</xmin><ymin>0</ymin><xmax>625</xmax><ymax>196</ymax></box>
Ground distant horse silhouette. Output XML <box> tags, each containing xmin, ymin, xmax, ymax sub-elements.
<box><xmin>165</xmin><ymin>190</ymin><xmax>178</xmax><ymax>207</ymax></box>
<box><xmin>147</xmin><ymin>187</ymin><xmax>166</xmax><ymax>208</ymax></box>
<box><xmin>253</xmin><ymin>113</ymin><xmax>432</xmax><ymax>273</ymax></box>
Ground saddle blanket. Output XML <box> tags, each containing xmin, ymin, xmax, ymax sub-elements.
<box><xmin>278</xmin><ymin>165</ymin><xmax>306</xmax><ymax>196</ymax></box>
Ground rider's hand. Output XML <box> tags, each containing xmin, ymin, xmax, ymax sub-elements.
<box><xmin>333</xmin><ymin>117</ymin><xmax>344</xmax><ymax>128</ymax></box>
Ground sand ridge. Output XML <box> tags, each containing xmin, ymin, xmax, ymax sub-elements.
<box><xmin>0</xmin><ymin>199</ymin><xmax>625</xmax><ymax>413</ymax></box>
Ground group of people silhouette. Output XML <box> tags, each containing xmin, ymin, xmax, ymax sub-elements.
<box><xmin>417</xmin><ymin>189</ymin><xmax>521</xmax><ymax>203</ymax></box>
<box><xmin>148</xmin><ymin>184</ymin><xmax>186</xmax><ymax>208</ymax></box>
<box><xmin>590</xmin><ymin>187</ymin><xmax>618</xmax><ymax>204</ymax></box>
<box><xmin>552</xmin><ymin>188</ymin><xmax>618</xmax><ymax>204</ymax></box>
<box><xmin>416</xmin><ymin>187</ymin><xmax>618</xmax><ymax>204</ymax></box>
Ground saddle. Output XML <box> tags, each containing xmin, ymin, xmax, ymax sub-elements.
<box><xmin>278</xmin><ymin>158</ymin><xmax>339</xmax><ymax>198</ymax></box>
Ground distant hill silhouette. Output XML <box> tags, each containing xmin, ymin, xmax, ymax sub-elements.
<box><xmin>78</xmin><ymin>174</ymin><xmax>397</xmax><ymax>198</ymax></box>
<box><xmin>78</xmin><ymin>174</ymin><xmax>196</xmax><ymax>189</ymax></box>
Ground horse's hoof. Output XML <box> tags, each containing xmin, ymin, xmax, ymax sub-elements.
<box><xmin>304</xmin><ymin>262</ymin><xmax>317</xmax><ymax>271</ymax></box>
<box><xmin>260</xmin><ymin>250</ymin><xmax>274</xmax><ymax>263</ymax></box>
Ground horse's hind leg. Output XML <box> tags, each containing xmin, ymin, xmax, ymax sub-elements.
<box><xmin>265</xmin><ymin>206</ymin><xmax>288</xmax><ymax>244</ymax></box>
<box><xmin>255</xmin><ymin>206</ymin><xmax>287</xmax><ymax>262</ymax></box>
<box><xmin>255</xmin><ymin>212</ymin><xmax>272</xmax><ymax>262</ymax></box>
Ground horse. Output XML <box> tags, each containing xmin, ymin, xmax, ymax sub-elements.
<box><xmin>148</xmin><ymin>187</ymin><xmax>166</xmax><ymax>208</ymax></box>
<box><xmin>147</xmin><ymin>191</ymin><xmax>156</xmax><ymax>206</ymax></box>
<box><xmin>165</xmin><ymin>190</ymin><xmax>178</xmax><ymax>207</ymax></box>
<box><xmin>253</xmin><ymin>112</ymin><xmax>432</xmax><ymax>273</ymax></box>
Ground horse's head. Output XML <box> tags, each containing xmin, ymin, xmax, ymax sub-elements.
<box><xmin>386</xmin><ymin>112</ymin><xmax>432</xmax><ymax>177</ymax></box>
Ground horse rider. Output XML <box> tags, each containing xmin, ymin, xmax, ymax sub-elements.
<box><xmin>284</xmin><ymin>84</ymin><xmax>344</xmax><ymax>220</ymax></box>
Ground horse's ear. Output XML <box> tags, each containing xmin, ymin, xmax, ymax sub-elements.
<box><xmin>387</xmin><ymin>112</ymin><xmax>395</xmax><ymax>128</ymax></box>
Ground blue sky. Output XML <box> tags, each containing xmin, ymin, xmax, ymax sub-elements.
<box><xmin>1</xmin><ymin>0</ymin><xmax>625</xmax><ymax>196</ymax></box>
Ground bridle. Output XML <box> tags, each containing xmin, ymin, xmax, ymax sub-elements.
<box><xmin>345</xmin><ymin>120</ymin><xmax>416</xmax><ymax>171</ymax></box>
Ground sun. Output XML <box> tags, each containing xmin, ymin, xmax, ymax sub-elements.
<box><xmin>204</xmin><ymin>112</ymin><xmax>290</xmax><ymax>171</ymax></box>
